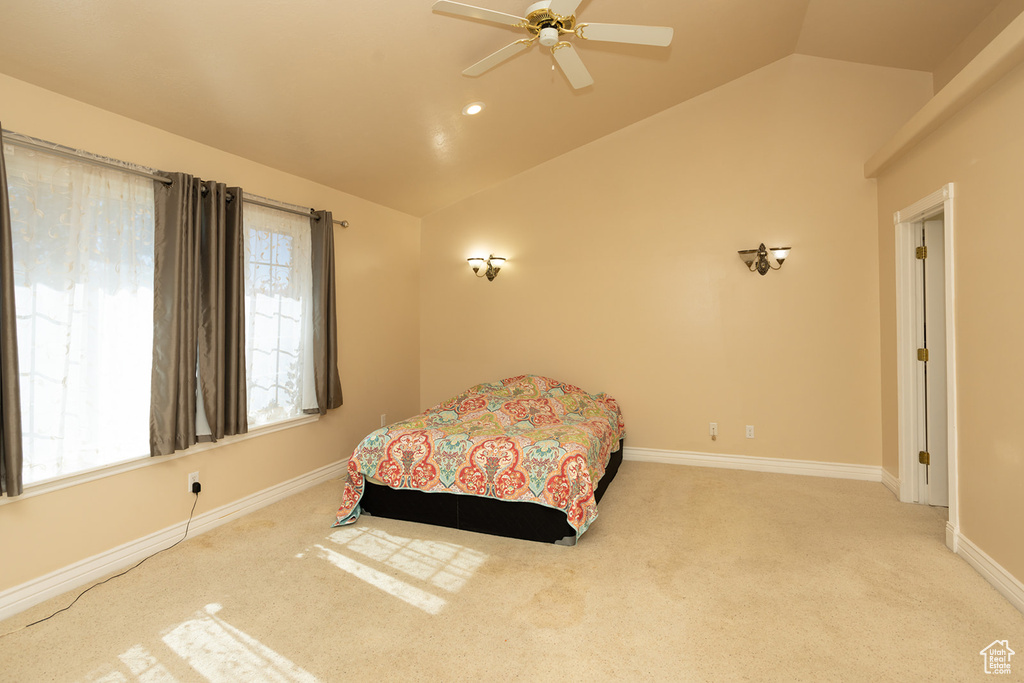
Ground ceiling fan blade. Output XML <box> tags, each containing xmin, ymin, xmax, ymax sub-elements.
<box><xmin>463</xmin><ymin>39</ymin><xmax>533</xmax><ymax>76</ymax></box>
<box><xmin>577</xmin><ymin>22</ymin><xmax>674</xmax><ymax>47</ymax></box>
<box><xmin>432</xmin><ymin>1</ymin><xmax>525</xmax><ymax>27</ymax></box>
<box><xmin>551</xmin><ymin>43</ymin><xmax>593</xmax><ymax>89</ymax></box>
<box><xmin>547</xmin><ymin>0</ymin><xmax>584</xmax><ymax>17</ymax></box>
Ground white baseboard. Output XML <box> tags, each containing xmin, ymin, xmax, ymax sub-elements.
<box><xmin>955</xmin><ymin>530</ymin><xmax>1024</xmax><ymax>615</ymax></box>
<box><xmin>881</xmin><ymin>469</ymin><xmax>901</xmax><ymax>498</ymax></box>
<box><xmin>623</xmin><ymin>447</ymin><xmax>882</xmax><ymax>482</ymax></box>
<box><xmin>0</xmin><ymin>460</ymin><xmax>347</xmax><ymax>623</ymax></box>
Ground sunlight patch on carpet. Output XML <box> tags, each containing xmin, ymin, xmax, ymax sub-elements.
<box><xmin>161</xmin><ymin>603</ymin><xmax>319</xmax><ymax>682</ymax></box>
<box><xmin>314</xmin><ymin>543</ymin><xmax>447</xmax><ymax>614</ymax></box>
<box><xmin>327</xmin><ymin>527</ymin><xmax>487</xmax><ymax>593</ymax></box>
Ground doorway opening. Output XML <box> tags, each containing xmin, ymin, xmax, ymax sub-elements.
<box><xmin>893</xmin><ymin>184</ymin><xmax>958</xmax><ymax>547</ymax></box>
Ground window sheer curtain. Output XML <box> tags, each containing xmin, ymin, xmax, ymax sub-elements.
<box><xmin>4</xmin><ymin>137</ymin><xmax>155</xmax><ymax>485</ymax></box>
<box><xmin>151</xmin><ymin>174</ymin><xmax>246</xmax><ymax>456</ymax></box>
<box><xmin>0</xmin><ymin>127</ymin><xmax>24</xmax><ymax>496</ymax></box>
<box><xmin>243</xmin><ymin>203</ymin><xmax>316</xmax><ymax>426</ymax></box>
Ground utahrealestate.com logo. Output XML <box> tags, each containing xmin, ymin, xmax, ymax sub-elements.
<box><xmin>980</xmin><ymin>640</ymin><xmax>1015</xmax><ymax>675</ymax></box>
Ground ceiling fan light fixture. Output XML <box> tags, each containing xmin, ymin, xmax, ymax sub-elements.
<box><xmin>538</xmin><ymin>26</ymin><xmax>560</xmax><ymax>47</ymax></box>
<box><xmin>462</xmin><ymin>101</ymin><xmax>485</xmax><ymax>116</ymax></box>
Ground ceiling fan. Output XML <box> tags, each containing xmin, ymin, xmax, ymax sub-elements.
<box><xmin>432</xmin><ymin>0</ymin><xmax>674</xmax><ymax>89</ymax></box>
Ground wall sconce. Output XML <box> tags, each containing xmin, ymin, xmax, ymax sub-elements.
<box><xmin>738</xmin><ymin>243</ymin><xmax>791</xmax><ymax>276</ymax></box>
<box><xmin>467</xmin><ymin>254</ymin><xmax>506</xmax><ymax>281</ymax></box>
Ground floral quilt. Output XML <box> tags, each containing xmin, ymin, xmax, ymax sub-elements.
<box><xmin>333</xmin><ymin>375</ymin><xmax>625</xmax><ymax>538</ymax></box>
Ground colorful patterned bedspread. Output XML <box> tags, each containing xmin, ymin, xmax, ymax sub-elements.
<box><xmin>333</xmin><ymin>375</ymin><xmax>625</xmax><ymax>538</ymax></box>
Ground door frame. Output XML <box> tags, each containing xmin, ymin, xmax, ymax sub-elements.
<box><xmin>893</xmin><ymin>183</ymin><xmax>959</xmax><ymax>549</ymax></box>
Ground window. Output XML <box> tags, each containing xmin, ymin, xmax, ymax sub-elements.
<box><xmin>3</xmin><ymin>138</ymin><xmax>322</xmax><ymax>489</ymax></box>
<box><xmin>4</xmin><ymin>144</ymin><xmax>155</xmax><ymax>486</ymax></box>
<box><xmin>242</xmin><ymin>202</ymin><xmax>316</xmax><ymax>428</ymax></box>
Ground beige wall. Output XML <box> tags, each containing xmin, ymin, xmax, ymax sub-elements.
<box><xmin>876</xmin><ymin>60</ymin><xmax>1024</xmax><ymax>584</ymax></box>
<box><xmin>0</xmin><ymin>74</ymin><xmax>421</xmax><ymax>591</ymax></box>
<box><xmin>421</xmin><ymin>55</ymin><xmax>931</xmax><ymax>463</ymax></box>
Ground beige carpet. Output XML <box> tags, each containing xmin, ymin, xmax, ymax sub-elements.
<box><xmin>1</xmin><ymin>462</ymin><xmax>1021</xmax><ymax>681</ymax></box>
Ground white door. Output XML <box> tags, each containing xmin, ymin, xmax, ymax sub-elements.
<box><xmin>916</xmin><ymin>215</ymin><xmax>949</xmax><ymax>507</ymax></box>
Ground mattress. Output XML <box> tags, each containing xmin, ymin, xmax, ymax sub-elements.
<box><xmin>334</xmin><ymin>375</ymin><xmax>625</xmax><ymax>540</ymax></box>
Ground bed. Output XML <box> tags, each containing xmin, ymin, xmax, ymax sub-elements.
<box><xmin>333</xmin><ymin>375</ymin><xmax>625</xmax><ymax>545</ymax></box>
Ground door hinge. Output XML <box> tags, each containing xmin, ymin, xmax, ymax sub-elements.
<box><xmin>916</xmin><ymin>246</ymin><xmax>928</xmax><ymax>259</ymax></box>
<box><xmin>917</xmin><ymin>348</ymin><xmax>929</xmax><ymax>362</ymax></box>
<box><xmin>919</xmin><ymin>451</ymin><xmax>930</xmax><ymax>465</ymax></box>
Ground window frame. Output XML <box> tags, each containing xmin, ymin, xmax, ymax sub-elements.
<box><xmin>5</xmin><ymin>140</ymin><xmax>158</xmax><ymax>486</ymax></box>
<box><xmin>0</xmin><ymin>413</ymin><xmax>318</xmax><ymax>505</ymax></box>
<box><xmin>242</xmin><ymin>203</ymin><xmax>318</xmax><ymax>428</ymax></box>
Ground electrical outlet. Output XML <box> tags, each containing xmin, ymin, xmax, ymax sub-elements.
<box><xmin>709</xmin><ymin>422</ymin><xmax>718</xmax><ymax>438</ymax></box>
<box><xmin>380</xmin><ymin>414</ymin><xmax>387</xmax><ymax>427</ymax></box>
<box><xmin>746</xmin><ymin>425</ymin><xmax>755</xmax><ymax>439</ymax></box>
<box><xmin>188</xmin><ymin>471</ymin><xmax>200</xmax><ymax>493</ymax></box>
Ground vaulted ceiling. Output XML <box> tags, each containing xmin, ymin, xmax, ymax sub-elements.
<box><xmin>0</xmin><ymin>0</ymin><xmax>1010</xmax><ymax>216</ymax></box>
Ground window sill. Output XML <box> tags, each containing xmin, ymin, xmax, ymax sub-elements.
<box><xmin>0</xmin><ymin>414</ymin><xmax>320</xmax><ymax>506</ymax></box>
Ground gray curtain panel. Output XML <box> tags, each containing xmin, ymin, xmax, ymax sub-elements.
<box><xmin>151</xmin><ymin>173</ymin><xmax>202</xmax><ymax>456</ymax></box>
<box><xmin>197</xmin><ymin>182</ymin><xmax>247</xmax><ymax>441</ymax></box>
<box><xmin>0</xmin><ymin>127</ymin><xmax>24</xmax><ymax>496</ymax></box>
<box><xmin>309</xmin><ymin>210</ymin><xmax>343</xmax><ymax>414</ymax></box>
<box><xmin>151</xmin><ymin>175</ymin><xmax>248</xmax><ymax>456</ymax></box>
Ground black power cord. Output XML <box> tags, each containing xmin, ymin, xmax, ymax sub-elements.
<box><xmin>0</xmin><ymin>489</ymin><xmax>200</xmax><ymax>639</ymax></box>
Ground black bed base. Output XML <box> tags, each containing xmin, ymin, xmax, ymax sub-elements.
<box><xmin>360</xmin><ymin>440</ymin><xmax>623</xmax><ymax>546</ymax></box>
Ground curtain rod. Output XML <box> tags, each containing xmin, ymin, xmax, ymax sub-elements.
<box><xmin>241</xmin><ymin>195</ymin><xmax>349</xmax><ymax>228</ymax></box>
<box><xmin>2</xmin><ymin>130</ymin><xmax>349</xmax><ymax>228</ymax></box>
<box><xmin>3</xmin><ymin>129</ymin><xmax>174</xmax><ymax>185</ymax></box>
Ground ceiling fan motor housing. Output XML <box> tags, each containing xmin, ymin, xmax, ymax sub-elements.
<box><xmin>538</xmin><ymin>26</ymin><xmax>559</xmax><ymax>46</ymax></box>
<box><xmin>525</xmin><ymin>0</ymin><xmax>577</xmax><ymax>47</ymax></box>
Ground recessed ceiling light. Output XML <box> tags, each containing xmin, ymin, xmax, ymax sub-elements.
<box><xmin>462</xmin><ymin>102</ymin><xmax>485</xmax><ymax>116</ymax></box>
